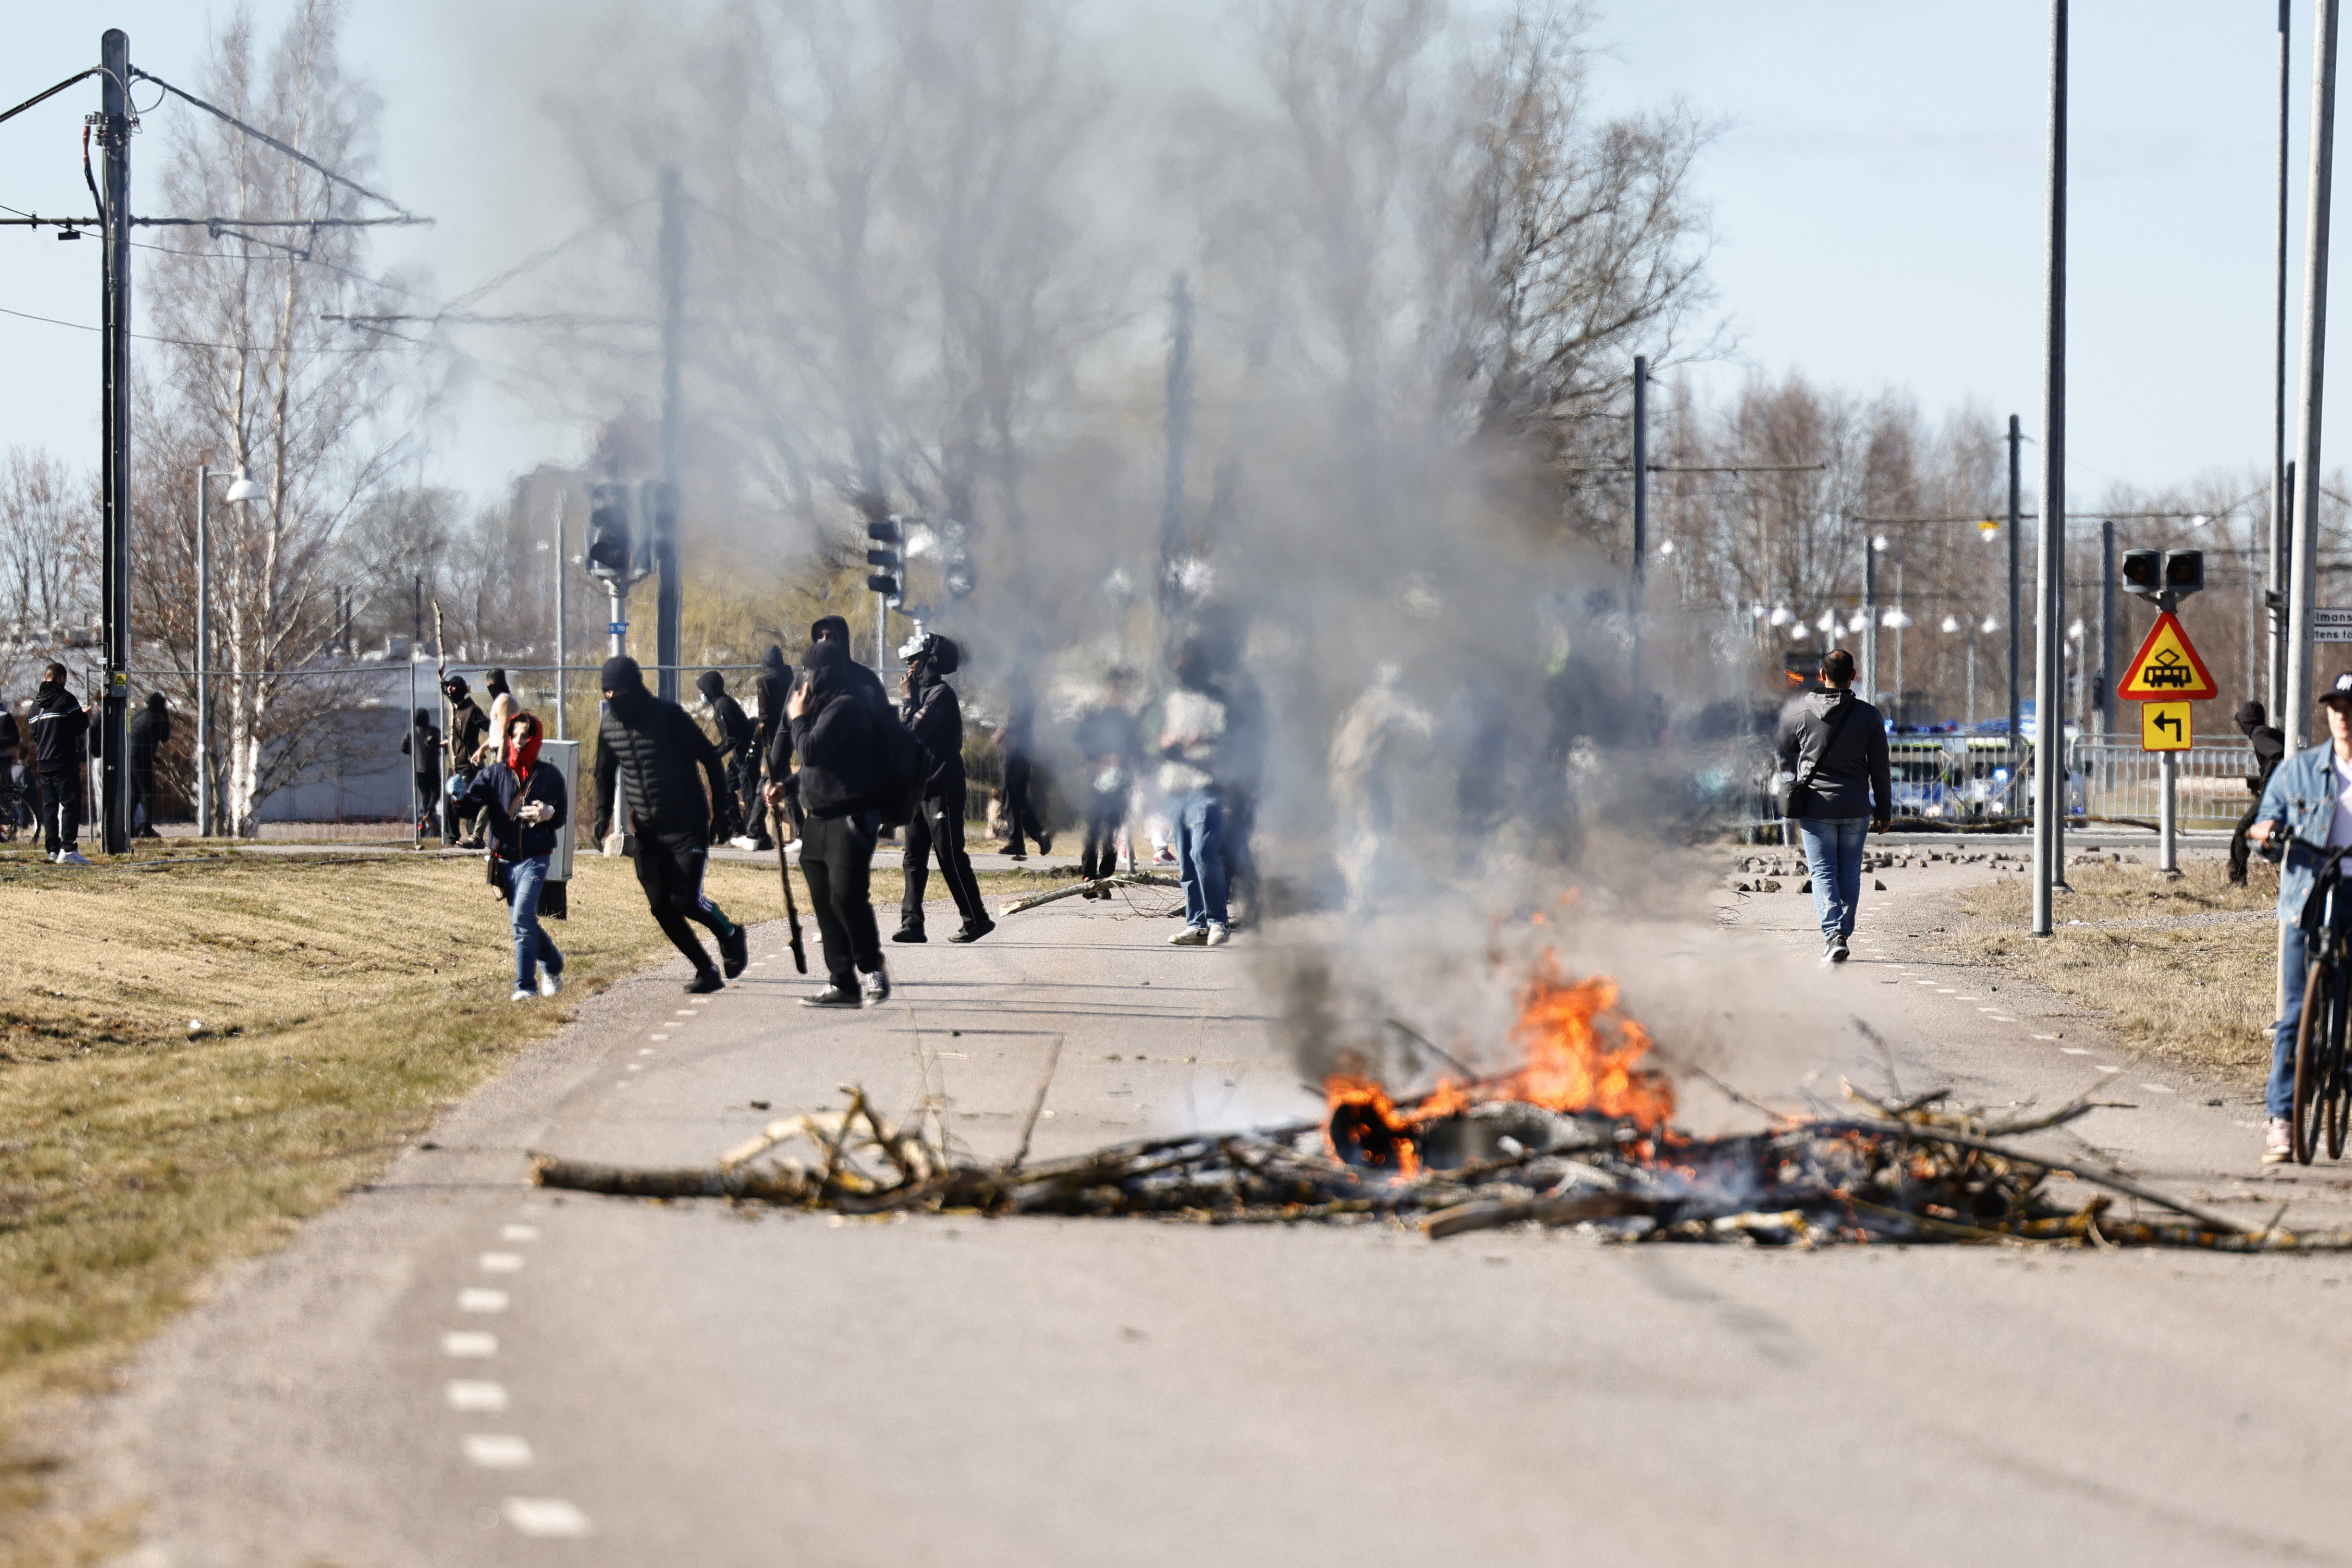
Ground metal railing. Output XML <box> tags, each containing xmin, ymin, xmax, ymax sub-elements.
<box><xmin>2074</xmin><ymin>738</ymin><xmax>2258</xmax><ymax>830</ymax></box>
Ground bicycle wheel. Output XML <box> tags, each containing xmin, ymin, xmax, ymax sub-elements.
<box><xmin>2329</xmin><ymin>958</ymin><xmax>2352</xmax><ymax>1160</ymax></box>
<box><xmin>2295</xmin><ymin>956</ymin><xmax>2334</xmax><ymax>1165</ymax></box>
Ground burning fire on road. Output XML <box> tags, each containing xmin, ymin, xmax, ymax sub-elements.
<box><xmin>534</xmin><ymin>951</ymin><xmax>2351</xmax><ymax>1252</ymax></box>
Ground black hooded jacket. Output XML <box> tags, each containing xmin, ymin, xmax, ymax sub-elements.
<box><xmin>697</xmin><ymin>671</ymin><xmax>754</xmax><ymax>760</ymax></box>
<box><xmin>753</xmin><ymin>646</ymin><xmax>791</xmax><ymax>775</ymax></box>
<box><xmin>28</xmin><ymin>682</ymin><xmax>88</xmax><ymax>772</ymax></box>
<box><xmin>129</xmin><ymin>694</ymin><xmax>170</xmax><ymax>765</ymax></box>
<box><xmin>901</xmin><ymin>666</ymin><xmax>967</xmax><ymax>797</ymax></box>
<box><xmin>790</xmin><ymin>642</ymin><xmax>882</xmax><ymax>818</ymax></box>
<box><xmin>595</xmin><ymin>677</ymin><xmax>730</xmax><ymax>840</ymax></box>
<box><xmin>810</xmin><ymin>615</ymin><xmax>891</xmax><ymax>717</ymax></box>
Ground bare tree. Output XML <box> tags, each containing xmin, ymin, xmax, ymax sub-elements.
<box><xmin>132</xmin><ymin>0</ymin><xmax>417</xmax><ymax>834</ymax></box>
<box><xmin>0</xmin><ymin>448</ymin><xmax>101</xmax><ymax>698</ymax></box>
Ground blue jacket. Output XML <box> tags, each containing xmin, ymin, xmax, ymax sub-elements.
<box><xmin>2255</xmin><ymin>742</ymin><xmax>2351</xmax><ymax>922</ymax></box>
<box><xmin>458</xmin><ymin>758</ymin><xmax>568</xmax><ymax>860</ymax></box>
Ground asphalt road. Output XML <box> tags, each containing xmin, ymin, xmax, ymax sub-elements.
<box><xmin>80</xmin><ymin>854</ymin><xmax>2352</xmax><ymax>1568</ymax></box>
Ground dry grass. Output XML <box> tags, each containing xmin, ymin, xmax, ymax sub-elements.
<box><xmin>0</xmin><ymin>842</ymin><xmax>1014</xmax><ymax>1564</ymax></box>
<box><xmin>1943</xmin><ymin>859</ymin><xmax>2282</xmax><ymax>1083</ymax></box>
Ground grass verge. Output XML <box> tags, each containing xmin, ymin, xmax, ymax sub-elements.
<box><xmin>1942</xmin><ymin>859</ymin><xmax>2280</xmax><ymax>1084</ymax></box>
<box><xmin>0</xmin><ymin>844</ymin><xmax>1021</xmax><ymax>1564</ymax></box>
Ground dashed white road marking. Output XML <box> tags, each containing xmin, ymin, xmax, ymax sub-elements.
<box><xmin>1936</xmin><ymin>989</ymin><xmax>1957</xmax><ymax>994</ymax></box>
<box><xmin>1976</xmin><ymin>1006</ymin><xmax>2001</xmax><ymax>1013</ymax></box>
<box><xmin>458</xmin><ymin>1288</ymin><xmax>509</xmax><ymax>1313</ymax></box>
<box><xmin>626</xmin><ymin>1064</ymin><xmax>645</xmax><ymax>1072</ymax></box>
<box><xmin>445</xmin><ymin>1379</ymin><xmax>509</xmax><ymax>1413</ymax></box>
<box><xmin>1988</xmin><ymin>1015</ymin><xmax>2017</xmax><ymax>1023</ymax></box>
<box><xmin>1955</xmin><ymin>995</ymin><xmax>1982</xmax><ymax>1001</ymax></box>
<box><xmin>462</xmin><ymin>1433</ymin><xmax>534</xmax><ymax>1468</ymax></box>
<box><xmin>649</xmin><ymin>1033</ymin><xmax>670</xmax><ymax>1041</ymax></box>
<box><xmin>2060</xmin><ymin>1047</ymin><xmax>2090</xmax><ymax>1056</ymax></box>
<box><xmin>441</xmin><ymin>1331</ymin><xmax>497</xmax><ymax>1358</ymax></box>
<box><xmin>637</xmin><ymin>1047</ymin><xmax>655</xmax><ymax>1055</ymax></box>
<box><xmin>2033</xmin><ymin>1034</ymin><xmax>2059</xmax><ymax>1041</ymax></box>
<box><xmin>479</xmin><ymin>1252</ymin><xmax>523</xmax><ymax>1272</ymax></box>
<box><xmin>750</xmin><ymin>961</ymin><xmax>768</xmax><ymax>967</ymax></box>
<box><xmin>2140</xmin><ymin>1083</ymin><xmax>2176</xmax><ymax>1093</ymax></box>
<box><xmin>2096</xmin><ymin>1065</ymin><xmax>2122</xmax><ymax>1073</ymax></box>
<box><xmin>502</xmin><ymin>1497</ymin><xmax>592</xmax><ymax>1538</ymax></box>
<box><xmin>500</xmin><ymin>1225</ymin><xmax>539</xmax><ymax>1243</ymax></box>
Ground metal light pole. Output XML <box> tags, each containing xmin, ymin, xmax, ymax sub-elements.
<box><xmin>2099</xmin><ymin>519</ymin><xmax>2116</xmax><ymax>741</ymax></box>
<box><xmin>2289</xmin><ymin>0</ymin><xmax>2342</xmax><ymax>755</ymax></box>
<box><xmin>1630</xmin><ymin>354</ymin><xmax>1650</xmax><ymax>690</ymax></box>
<box><xmin>2033</xmin><ymin>0</ymin><xmax>2068</xmax><ymax>939</ymax></box>
<box><xmin>2007</xmin><ymin>413</ymin><xmax>2023</xmax><ymax>752</ymax></box>
<box><xmin>2276</xmin><ymin>0</ymin><xmax>2296</xmax><ymax>718</ymax></box>
<box><xmin>553</xmin><ymin>492</ymin><xmax>568</xmax><ymax>741</ymax></box>
<box><xmin>1862</xmin><ymin>532</ymin><xmax>1878</xmax><ymax>700</ymax></box>
<box><xmin>655</xmin><ymin>167</ymin><xmax>684</xmax><ymax>706</ymax></box>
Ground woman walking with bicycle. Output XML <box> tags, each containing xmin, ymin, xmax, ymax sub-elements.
<box><xmin>2248</xmin><ymin>674</ymin><xmax>2352</xmax><ymax>1163</ymax></box>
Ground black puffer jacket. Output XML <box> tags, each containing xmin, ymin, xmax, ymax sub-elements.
<box><xmin>790</xmin><ymin>644</ymin><xmax>882</xmax><ymax>818</ymax></box>
<box><xmin>27</xmin><ymin>682</ymin><xmax>87</xmax><ymax>771</ymax></box>
<box><xmin>595</xmin><ymin>681</ymin><xmax>729</xmax><ymax>840</ymax></box>
<box><xmin>901</xmin><ymin>669</ymin><xmax>966</xmax><ymax>797</ymax></box>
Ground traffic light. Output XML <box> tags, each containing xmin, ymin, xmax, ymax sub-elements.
<box><xmin>866</xmin><ymin>516</ymin><xmax>902</xmax><ymax>603</ymax></box>
<box><xmin>942</xmin><ymin>519</ymin><xmax>974</xmax><ymax>599</ymax></box>
<box><xmin>640</xmin><ymin>480</ymin><xmax>674</xmax><ymax>578</ymax></box>
<box><xmin>586</xmin><ymin>482</ymin><xmax>631</xmax><ymax>579</ymax></box>
<box><xmin>2163</xmin><ymin>548</ymin><xmax>2204</xmax><ymax>598</ymax></box>
<box><xmin>2120</xmin><ymin>549</ymin><xmax>2162</xmax><ymax>600</ymax></box>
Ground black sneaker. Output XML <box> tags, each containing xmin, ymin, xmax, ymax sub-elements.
<box><xmin>801</xmin><ymin>986</ymin><xmax>861</xmax><ymax>1009</ymax></box>
<box><xmin>1037</xmin><ymin>830</ymin><xmax>1054</xmax><ymax>854</ymax></box>
<box><xmin>719</xmin><ymin>923</ymin><xmax>749</xmax><ymax>979</ymax></box>
<box><xmin>1830</xmin><ymin>935</ymin><xmax>1850</xmax><ymax>964</ymax></box>
<box><xmin>949</xmin><ymin>916</ymin><xmax>997</xmax><ymax>943</ymax></box>
<box><xmin>686</xmin><ymin>968</ymin><xmax>724</xmax><ymax>994</ymax></box>
<box><xmin>891</xmin><ymin>925</ymin><xmax>927</xmax><ymax>943</ymax></box>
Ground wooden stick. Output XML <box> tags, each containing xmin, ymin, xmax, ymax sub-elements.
<box><xmin>1005</xmin><ymin>1034</ymin><xmax>1065</xmax><ymax>1170</ymax></box>
<box><xmin>1001</xmin><ymin>873</ymin><xmax>1182</xmax><ymax>915</ymax></box>
<box><xmin>532</xmin><ymin>1153</ymin><xmax>809</xmax><ymax>1202</ymax></box>
<box><xmin>1422</xmin><ymin>1190</ymin><xmax>1658</xmax><ymax>1240</ymax></box>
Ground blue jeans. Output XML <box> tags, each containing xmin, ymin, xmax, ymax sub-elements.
<box><xmin>1796</xmin><ymin>816</ymin><xmax>1869</xmax><ymax>943</ymax></box>
<box><xmin>2272</xmin><ymin>920</ymin><xmax>2309</xmax><ymax>1119</ymax></box>
<box><xmin>1170</xmin><ymin>787</ymin><xmax>1228</xmax><ymax>931</ymax></box>
<box><xmin>509</xmin><ymin>854</ymin><xmax>563</xmax><ymax>991</ymax></box>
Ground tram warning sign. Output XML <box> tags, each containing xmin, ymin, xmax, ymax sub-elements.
<box><xmin>2116</xmin><ymin>612</ymin><xmax>2218</xmax><ymax>702</ymax></box>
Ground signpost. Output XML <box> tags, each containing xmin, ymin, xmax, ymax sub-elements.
<box><xmin>2118</xmin><ymin>606</ymin><xmax>2216</xmax><ymax>875</ymax></box>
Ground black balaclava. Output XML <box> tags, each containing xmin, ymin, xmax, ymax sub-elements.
<box><xmin>146</xmin><ymin>692</ymin><xmax>166</xmax><ymax>713</ymax></box>
<box><xmin>697</xmin><ymin>670</ymin><xmax>726</xmax><ymax>701</ymax></box>
<box><xmin>2236</xmin><ymin>700</ymin><xmax>2269</xmax><ymax>732</ymax></box>
<box><xmin>600</xmin><ymin>655</ymin><xmax>644</xmax><ymax>695</ymax></box>
<box><xmin>485</xmin><ymin>668</ymin><xmax>510</xmax><ymax>698</ymax></box>
<box><xmin>762</xmin><ymin>645</ymin><xmax>788</xmax><ymax>676</ymax></box>
<box><xmin>801</xmin><ymin>638</ymin><xmax>848</xmax><ymax>704</ymax></box>
<box><xmin>810</xmin><ymin>615</ymin><xmax>851</xmax><ymax>648</ymax></box>
<box><xmin>442</xmin><ymin>675</ymin><xmax>470</xmax><ymax>701</ymax></box>
<box><xmin>414</xmin><ymin>707</ymin><xmax>432</xmax><ymax>727</ymax></box>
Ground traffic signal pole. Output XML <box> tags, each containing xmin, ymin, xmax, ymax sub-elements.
<box><xmin>2289</xmin><ymin>0</ymin><xmax>2340</xmax><ymax>756</ymax></box>
<box><xmin>2032</xmin><ymin>0</ymin><xmax>2067</xmax><ymax>940</ymax></box>
<box><xmin>656</xmin><ymin>167</ymin><xmax>684</xmax><ymax>706</ymax></box>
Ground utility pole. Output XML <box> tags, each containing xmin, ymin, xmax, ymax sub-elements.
<box><xmin>655</xmin><ymin>167</ymin><xmax>684</xmax><ymax>706</ymax></box>
<box><xmin>553</xmin><ymin>492</ymin><xmax>568</xmax><ymax>741</ymax></box>
<box><xmin>1158</xmin><ymin>273</ymin><xmax>1192</xmax><ymax>623</ymax></box>
<box><xmin>2289</xmin><ymin>0</ymin><xmax>2341</xmax><ymax>755</ymax></box>
<box><xmin>2007</xmin><ymin>414</ymin><xmax>2023</xmax><ymax>754</ymax></box>
<box><xmin>2033</xmin><ymin>0</ymin><xmax>2068</xmax><ymax>939</ymax></box>
<box><xmin>2098</xmin><ymin>519</ymin><xmax>2116</xmax><ymax>741</ymax></box>
<box><xmin>1630</xmin><ymin>354</ymin><xmax>1649</xmax><ymax>689</ymax></box>
<box><xmin>2276</xmin><ymin>0</ymin><xmax>2296</xmax><ymax>719</ymax></box>
<box><xmin>1862</xmin><ymin>533</ymin><xmax>1878</xmax><ymax>701</ymax></box>
<box><xmin>97</xmin><ymin>28</ymin><xmax>132</xmax><ymax>856</ymax></box>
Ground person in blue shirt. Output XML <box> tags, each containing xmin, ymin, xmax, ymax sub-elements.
<box><xmin>2248</xmin><ymin>672</ymin><xmax>2352</xmax><ymax>1162</ymax></box>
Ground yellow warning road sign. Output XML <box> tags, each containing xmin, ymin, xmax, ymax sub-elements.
<box><xmin>2141</xmin><ymin>701</ymin><xmax>2192</xmax><ymax>751</ymax></box>
<box><xmin>2116</xmin><ymin>612</ymin><xmax>2219</xmax><ymax>702</ymax></box>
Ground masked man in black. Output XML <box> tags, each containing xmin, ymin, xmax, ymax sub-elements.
<box><xmin>893</xmin><ymin>634</ymin><xmax>993</xmax><ymax>943</ymax></box>
<box><xmin>28</xmin><ymin>663</ymin><xmax>92</xmax><ymax>865</ymax></box>
<box><xmin>747</xmin><ymin>646</ymin><xmax>791</xmax><ymax>852</ymax></box>
<box><xmin>778</xmin><ymin>638</ymin><xmax>891</xmax><ymax>1007</ymax></box>
<box><xmin>696</xmin><ymin>668</ymin><xmax>754</xmax><ymax>844</ymax></box>
<box><xmin>442</xmin><ymin>674</ymin><xmax>490</xmax><ymax>847</ymax></box>
<box><xmin>594</xmin><ymin>655</ymin><xmax>749</xmax><ymax>993</ymax></box>
<box><xmin>129</xmin><ymin>692</ymin><xmax>170</xmax><ymax>838</ymax></box>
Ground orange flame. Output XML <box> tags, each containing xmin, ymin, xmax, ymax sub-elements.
<box><xmin>1323</xmin><ymin>1074</ymin><xmax>1421</xmax><ymax>1176</ymax></box>
<box><xmin>1504</xmin><ymin>956</ymin><xmax>1675</xmax><ymax>1131</ymax></box>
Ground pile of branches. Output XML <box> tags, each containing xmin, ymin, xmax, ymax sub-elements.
<box><xmin>529</xmin><ymin>1082</ymin><xmax>2352</xmax><ymax>1250</ymax></box>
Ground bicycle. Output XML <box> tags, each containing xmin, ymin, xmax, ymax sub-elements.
<box><xmin>2293</xmin><ymin>842</ymin><xmax>2352</xmax><ymax>1164</ymax></box>
<box><xmin>0</xmin><ymin>769</ymin><xmax>29</xmax><ymax>845</ymax></box>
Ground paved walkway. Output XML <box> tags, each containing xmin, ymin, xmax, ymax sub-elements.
<box><xmin>80</xmin><ymin>857</ymin><xmax>2352</xmax><ymax>1567</ymax></box>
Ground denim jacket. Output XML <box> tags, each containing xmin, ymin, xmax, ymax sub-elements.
<box><xmin>2256</xmin><ymin>742</ymin><xmax>2350</xmax><ymax>922</ymax></box>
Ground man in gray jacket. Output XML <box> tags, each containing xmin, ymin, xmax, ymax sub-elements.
<box><xmin>1776</xmin><ymin>648</ymin><xmax>1892</xmax><ymax>964</ymax></box>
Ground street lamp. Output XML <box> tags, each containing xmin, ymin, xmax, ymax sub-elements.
<box><xmin>1940</xmin><ymin>614</ymin><xmax>1961</xmax><ymax>634</ymax></box>
<box><xmin>195</xmin><ymin>464</ymin><xmax>262</xmax><ymax>838</ymax></box>
<box><xmin>1768</xmin><ymin>604</ymin><xmax>1793</xmax><ymax>627</ymax></box>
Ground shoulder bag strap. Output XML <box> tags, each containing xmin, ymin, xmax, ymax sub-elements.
<box><xmin>1795</xmin><ymin>698</ymin><xmax>1861</xmax><ymax>798</ymax></box>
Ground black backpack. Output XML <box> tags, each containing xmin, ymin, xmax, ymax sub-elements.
<box><xmin>871</xmin><ymin>718</ymin><xmax>932</xmax><ymax>828</ymax></box>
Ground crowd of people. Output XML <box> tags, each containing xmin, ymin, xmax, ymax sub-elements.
<box><xmin>0</xmin><ymin>663</ymin><xmax>174</xmax><ymax>865</ymax></box>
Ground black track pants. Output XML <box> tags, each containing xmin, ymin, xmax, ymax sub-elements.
<box><xmin>801</xmin><ymin>811</ymin><xmax>882</xmax><ymax>989</ymax></box>
<box><xmin>901</xmin><ymin>785</ymin><xmax>987</xmax><ymax>928</ymax></box>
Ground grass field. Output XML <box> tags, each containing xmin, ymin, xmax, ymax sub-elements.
<box><xmin>0</xmin><ymin>842</ymin><xmax>1021</xmax><ymax>1564</ymax></box>
<box><xmin>1946</xmin><ymin>858</ymin><xmax>2281</xmax><ymax>1084</ymax></box>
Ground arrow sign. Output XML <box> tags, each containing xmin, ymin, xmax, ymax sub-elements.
<box><xmin>2140</xmin><ymin>699</ymin><xmax>2192</xmax><ymax>752</ymax></box>
<box><xmin>2116</xmin><ymin>612</ymin><xmax>2218</xmax><ymax>702</ymax></box>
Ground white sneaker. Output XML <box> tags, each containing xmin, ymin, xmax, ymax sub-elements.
<box><xmin>539</xmin><ymin>969</ymin><xmax>564</xmax><ymax>998</ymax></box>
<box><xmin>1205</xmin><ymin>924</ymin><xmax>1231</xmax><ymax>946</ymax></box>
<box><xmin>1168</xmin><ymin>926</ymin><xmax>1208</xmax><ymax>946</ymax></box>
<box><xmin>2264</xmin><ymin>1117</ymin><xmax>2293</xmax><ymax>1164</ymax></box>
<box><xmin>510</xmin><ymin>987</ymin><xmax>535</xmax><ymax>1003</ymax></box>
<box><xmin>56</xmin><ymin>849</ymin><xmax>91</xmax><ymax>866</ymax></box>
<box><xmin>729</xmin><ymin>835</ymin><xmax>758</xmax><ymax>851</ymax></box>
<box><xmin>859</xmin><ymin>965</ymin><xmax>891</xmax><ymax>1005</ymax></box>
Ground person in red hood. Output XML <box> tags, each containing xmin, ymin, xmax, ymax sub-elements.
<box><xmin>455</xmin><ymin>710</ymin><xmax>568</xmax><ymax>1001</ymax></box>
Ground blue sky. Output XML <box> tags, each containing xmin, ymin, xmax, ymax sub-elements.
<box><xmin>0</xmin><ymin>2</ymin><xmax>2326</xmax><ymax>510</ymax></box>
